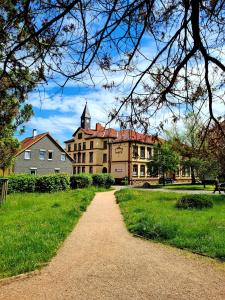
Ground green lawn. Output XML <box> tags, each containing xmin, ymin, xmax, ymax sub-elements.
<box><xmin>165</xmin><ymin>184</ymin><xmax>214</xmax><ymax>190</ymax></box>
<box><xmin>0</xmin><ymin>188</ymin><xmax>102</xmax><ymax>278</ymax></box>
<box><xmin>116</xmin><ymin>189</ymin><xmax>225</xmax><ymax>260</ymax></box>
<box><xmin>145</xmin><ymin>184</ymin><xmax>214</xmax><ymax>190</ymax></box>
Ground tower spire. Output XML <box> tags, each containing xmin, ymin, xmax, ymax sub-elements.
<box><xmin>80</xmin><ymin>102</ymin><xmax>91</xmax><ymax>129</ymax></box>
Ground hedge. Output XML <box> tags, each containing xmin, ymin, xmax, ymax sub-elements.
<box><xmin>35</xmin><ymin>174</ymin><xmax>70</xmax><ymax>193</ymax></box>
<box><xmin>70</xmin><ymin>174</ymin><xmax>92</xmax><ymax>189</ymax></box>
<box><xmin>7</xmin><ymin>175</ymin><xmax>36</xmax><ymax>193</ymax></box>
<box><xmin>7</xmin><ymin>173</ymin><xmax>115</xmax><ymax>193</ymax></box>
<box><xmin>7</xmin><ymin>174</ymin><xmax>70</xmax><ymax>193</ymax></box>
<box><xmin>176</xmin><ymin>194</ymin><xmax>213</xmax><ymax>209</ymax></box>
<box><xmin>92</xmin><ymin>173</ymin><xmax>115</xmax><ymax>188</ymax></box>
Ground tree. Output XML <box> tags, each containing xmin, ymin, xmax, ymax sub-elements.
<box><xmin>0</xmin><ymin>70</ymin><xmax>35</xmax><ymax>174</ymax></box>
<box><xmin>147</xmin><ymin>143</ymin><xmax>179</xmax><ymax>185</ymax></box>
<box><xmin>1</xmin><ymin>1</ymin><xmax>225</xmax><ymax>134</ymax></box>
<box><xmin>0</xmin><ymin>137</ymin><xmax>20</xmax><ymax>176</ymax></box>
<box><xmin>167</xmin><ymin>113</ymin><xmax>221</xmax><ymax>184</ymax></box>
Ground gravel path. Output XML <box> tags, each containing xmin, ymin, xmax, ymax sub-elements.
<box><xmin>1</xmin><ymin>191</ymin><xmax>225</xmax><ymax>300</ymax></box>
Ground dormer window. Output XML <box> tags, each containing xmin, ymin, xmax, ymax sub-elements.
<box><xmin>78</xmin><ymin>133</ymin><xmax>82</xmax><ymax>139</ymax></box>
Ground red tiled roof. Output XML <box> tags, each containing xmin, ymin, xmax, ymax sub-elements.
<box><xmin>17</xmin><ymin>132</ymin><xmax>73</xmax><ymax>161</ymax></box>
<box><xmin>69</xmin><ymin>125</ymin><xmax>159</xmax><ymax>144</ymax></box>
<box><xmin>16</xmin><ymin>133</ymin><xmax>48</xmax><ymax>156</ymax></box>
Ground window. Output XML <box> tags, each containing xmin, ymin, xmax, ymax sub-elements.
<box><xmin>147</xmin><ymin>147</ymin><xmax>152</xmax><ymax>159</ymax></box>
<box><xmin>55</xmin><ymin>168</ymin><xmax>60</xmax><ymax>173</ymax></box>
<box><xmin>140</xmin><ymin>147</ymin><xmax>145</xmax><ymax>158</ymax></box>
<box><xmin>73</xmin><ymin>167</ymin><xmax>76</xmax><ymax>174</ymax></box>
<box><xmin>176</xmin><ymin>168</ymin><xmax>180</xmax><ymax>177</ymax></box>
<box><xmin>48</xmin><ymin>151</ymin><xmax>53</xmax><ymax>160</ymax></box>
<box><xmin>68</xmin><ymin>144</ymin><xmax>71</xmax><ymax>152</ymax></box>
<box><xmin>78</xmin><ymin>152</ymin><xmax>81</xmax><ymax>163</ymax></box>
<box><xmin>82</xmin><ymin>166</ymin><xmax>85</xmax><ymax>173</ymax></box>
<box><xmin>82</xmin><ymin>153</ymin><xmax>86</xmax><ymax>163</ymax></box>
<box><xmin>24</xmin><ymin>150</ymin><xmax>31</xmax><ymax>160</ymax></box>
<box><xmin>103</xmin><ymin>153</ymin><xmax>107</xmax><ymax>163</ymax></box>
<box><xmin>89</xmin><ymin>166</ymin><xmax>93</xmax><ymax>174</ymax></box>
<box><xmin>133</xmin><ymin>146</ymin><xmax>138</xmax><ymax>158</ymax></box>
<box><xmin>74</xmin><ymin>144</ymin><xmax>77</xmax><ymax>151</ymax></box>
<box><xmin>78</xmin><ymin>143</ymin><xmax>81</xmax><ymax>150</ymax></box>
<box><xmin>30</xmin><ymin>168</ymin><xmax>37</xmax><ymax>175</ymax></box>
<box><xmin>140</xmin><ymin>165</ymin><xmax>145</xmax><ymax>176</ymax></box>
<box><xmin>77</xmin><ymin>166</ymin><xmax>81</xmax><ymax>174</ymax></box>
<box><xmin>78</xmin><ymin>133</ymin><xmax>82</xmax><ymax>139</ymax></box>
<box><xmin>83</xmin><ymin>142</ymin><xmax>86</xmax><ymax>150</ymax></box>
<box><xmin>182</xmin><ymin>166</ymin><xmax>190</xmax><ymax>177</ymax></box>
<box><xmin>89</xmin><ymin>152</ymin><xmax>93</xmax><ymax>163</ymax></box>
<box><xmin>133</xmin><ymin>165</ymin><xmax>138</xmax><ymax>176</ymax></box>
<box><xmin>61</xmin><ymin>153</ymin><xmax>66</xmax><ymax>161</ymax></box>
<box><xmin>73</xmin><ymin>153</ymin><xmax>76</xmax><ymax>162</ymax></box>
<box><xmin>90</xmin><ymin>141</ymin><xmax>93</xmax><ymax>149</ymax></box>
<box><xmin>39</xmin><ymin>150</ymin><xmax>45</xmax><ymax>160</ymax></box>
<box><xmin>103</xmin><ymin>140</ymin><xmax>107</xmax><ymax>149</ymax></box>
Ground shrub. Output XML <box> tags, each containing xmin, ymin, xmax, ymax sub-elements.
<box><xmin>176</xmin><ymin>194</ymin><xmax>213</xmax><ymax>209</ymax></box>
<box><xmin>104</xmin><ymin>174</ymin><xmax>115</xmax><ymax>188</ymax></box>
<box><xmin>7</xmin><ymin>174</ymin><xmax>69</xmax><ymax>193</ymax></box>
<box><xmin>92</xmin><ymin>173</ymin><xmax>115</xmax><ymax>188</ymax></box>
<box><xmin>35</xmin><ymin>174</ymin><xmax>70</xmax><ymax>193</ymax></box>
<box><xmin>7</xmin><ymin>175</ymin><xmax>36</xmax><ymax>193</ymax></box>
<box><xmin>70</xmin><ymin>174</ymin><xmax>92</xmax><ymax>189</ymax></box>
<box><xmin>121</xmin><ymin>176</ymin><xmax>129</xmax><ymax>186</ymax></box>
<box><xmin>128</xmin><ymin>215</ymin><xmax>177</xmax><ymax>240</ymax></box>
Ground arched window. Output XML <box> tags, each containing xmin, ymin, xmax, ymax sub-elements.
<box><xmin>102</xmin><ymin>167</ymin><xmax>107</xmax><ymax>173</ymax></box>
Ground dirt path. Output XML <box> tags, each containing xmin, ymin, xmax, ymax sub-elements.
<box><xmin>1</xmin><ymin>191</ymin><xmax>225</xmax><ymax>300</ymax></box>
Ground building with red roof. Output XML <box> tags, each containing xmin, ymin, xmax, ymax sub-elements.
<box><xmin>65</xmin><ymin>103</ymin><xmax>188</xmax><ymax>185</ymax></box>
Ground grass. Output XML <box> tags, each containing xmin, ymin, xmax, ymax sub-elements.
<box><xmin>115</xmin><ymin>189</ymin><xmax>225</xmax><ymax>260</ymax></box>
<box><xmin>0</xmin><ymin>187</ymin><xmax>103</xmax><ymax>279</ymax></box>
<box><xmin>165</xmin><ymin>184</ymin><xmax>214</xmax><ymax>190</ymax></box>
<box><xmin>144</xmin><ymin>183</ymin><xmax>214</xmax><ymax>190</ymax></box>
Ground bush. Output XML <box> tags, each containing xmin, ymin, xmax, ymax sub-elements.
<box><xmin>128</xmin><ymin>215</ymin><xmax>177</xmax><ymax>240</ymax></box>
<box><xmin>176</xmin><ymin>194</ymin><xmax>213</xmax><ymax>209</ymax></box>
<box><xmin>92</xmin><ymin>173</ymin><xmax>115</xmax><ymax>188</ymax></box>
<box><xmin>35</xmin><ymin>174</ymin><xmax>70</xmax><ymax>193</ymax></box>
<box><xmin>7</xmin><ymin>174</ymin><xmax>70</xmax><ymax>193</ymax></box>
<box><xmin>121</xmin><ymin>176</ymin><xmax>129</xmax><ymax>186</ymax></box>
<box><xmin>7</xmin><ymin>175</ymin><xmax>36</xmax><ymax>193</ymax></box>
<box><xmin>70</xmin><ymin>174</ymin><xmax>92</xmax><ymax>189</ymax></box>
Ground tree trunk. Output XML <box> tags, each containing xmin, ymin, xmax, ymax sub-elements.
<box><xmin>191</xmin><ymin>167</ymin><xmax>196</xmax><ymax>185</ymax></box>
<box><xmin>203</xmin><ymin>175</ymin><xmax>206</xmax><ymax>189</ymax></box>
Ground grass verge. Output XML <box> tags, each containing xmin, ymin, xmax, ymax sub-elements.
<box><xmin>143</xmin><ymin>184</ymin><xmax>214</xmax><ymax>190</ymax></box>
<box><xmin>165</xmin><ymin>184</ymin><xmax>214</xmax><ymax>190</ymax></box>
<box><xmin>115</xmin><ymin>189</ymin><xmax>225</xmax><ymax>260</ymax></box>
<box><xmin>0</xmin><ymin>187</ymin><xmax>103</xmax><ymax>279</ymax></box>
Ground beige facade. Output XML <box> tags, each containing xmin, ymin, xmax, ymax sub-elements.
<box><xmin>65</xmin><ymin>126</ymin><xmax>191</xmax><ymax>184</ymax></box>
<box><xmin>66</xmin><ymin>128</ymin><xmax>113</xmax><ymax>175</ymax></box>
<box><xmin>65</xmin><ymin>104</ymin><xmax>191</xmax><ymax>184</ymax></box>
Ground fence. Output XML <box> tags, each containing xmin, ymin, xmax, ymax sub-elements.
<box><xmin>0</xmin><ymin>178</ymin><xmax>8</xmax><ymax>204</ymax></box>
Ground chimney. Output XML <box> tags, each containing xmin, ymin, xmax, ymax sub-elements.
<box><xmin>96</xmin><ymin>123</ymin><xmax>104</xmax><ymax>131</ymax></box>
<box><xmin>32</xmin><ymin>129</ymin><xmax>37</xmax><ymax>137</ymax></box>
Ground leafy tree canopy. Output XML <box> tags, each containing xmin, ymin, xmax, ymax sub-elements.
<box><xmin>0</xmin><ymin>0</ymin><xmax>225</xmax><ymax>133</ymax></box>
<box><xmin>147</xmin><ymin>143</ymin><xmax>180</xmax><ymax>184</ymax></box>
